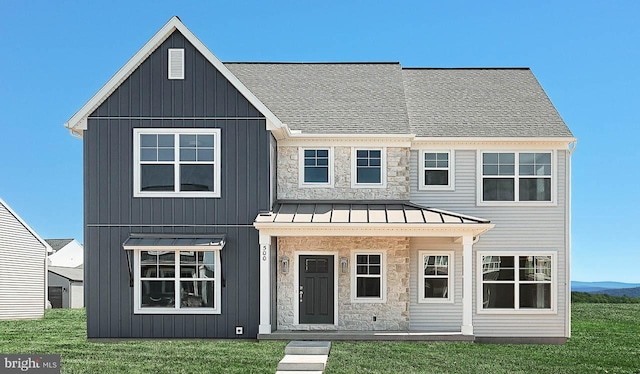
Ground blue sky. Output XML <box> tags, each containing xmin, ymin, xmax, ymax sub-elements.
<box><xmin>0</xmin><ymin>1</ymin><xmax>638</xmax><ymax>282</ymax></box>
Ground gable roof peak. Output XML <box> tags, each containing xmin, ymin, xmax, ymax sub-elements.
<box><xmin>64</xmin><ymin>16</ymin><xmax>283</xmax><ymax>137</ymax></box>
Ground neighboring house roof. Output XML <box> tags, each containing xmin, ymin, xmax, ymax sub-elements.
<box><xmin>45</xmin><ymin>239</ymin><xmax>74</xmax><ymax>252</ymax></box>
<box><xmin>256</xmin><ymin>201</ymin><xmax>489</xmax><ymax>224</ymax></box>
<box><xmin>402</xmin><ymin>68</ymin><xmax>573</xmax><ymax>137</ymax></box>
<box><xmin>48</xmin><ymin>266</ymin><xmax>83</xmax><ymax>282</ymax></box>
<box><xmin>0</xmin><ymin>198</ymin><xmax>52</xmax><ymax>254</ymax></box>
<box><xmin>226</xmin><ymin>63</ymin><xmax>411</xmax><ymax>134</ymax></box>
<box><xmin>47</xmin><ymin>239</ymin><xmax>83</xmax><ymax>268</ymax></box>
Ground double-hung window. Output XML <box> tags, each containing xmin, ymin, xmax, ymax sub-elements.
<box><xmin>300</xmin><ymin>148</ymin><xmax>332</xmax><ymax>186</ymax></box>
<box><xmin>352</xmin><ymin>148</ymin><xmax>386</xmax><ymax>187</ymax></box>
<box><xmin>419</xmin><ymin>151</ymin><xmax>454</xmax><ymax>190</ymax></box>
<box><xmin>480</xmin><ymin>151</ymin><xmax>553</xmax><ymax>204</ymax></box>
<box><xmin>135</xmin><ymin>249</ymin><xmax>221</xmax><ymax>314</ymax></box>
<box><xmin>479</xmin><ymin>252</ymin><xmax>554</xmax><ymax>312</ymax></box>
<box><xmin>133</xmin><ymin>128</ymin><xmax>221</xmax><ymax>197</ymax></box>
<box><xmin>419</xmin><ymin>251</ymin><xmax>453</xmax><ymax>303</ymax></box>
<box><xmin>351</xmin><ymin>252</ymin><xmax>385</xmax><ymax>302</ymax></box>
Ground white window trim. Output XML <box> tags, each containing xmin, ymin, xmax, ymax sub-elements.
<box><xmin>418</xmin><ymin>250</ymin><xmax>454</xmax><ymax>304</ymax></box>
<box><xmin>476</xmin><ymin>251</ymin><xmax>557</xmax><ymax>315</ymax></box>
<box><xmin>350</xmin><ymin>250</ymin><xmax>386</xmax><ymax>303</ymax></box>
<box><xmin>418</xmin><ymin>150</ymin><xmax>455</xmax><ymax>191</ymax></box>
<box><xmin>298</xmin><ymin>147</ymin><xmax>334</xmax><ymax>188</ymax></box>
<box><xmin>133</xmin><ymin>249</ymin><xmax>222</xmax><ymax>315</ymax></box>
<box><xmin>476</xmin><ymin>150</ymin><xmax>557</xmax><ymax>206</ymax></box>
<box><xmin>133</xmin><ymin>128</ymin><xmax>221</xmax><ymax>198</ymax></box>
<box><xmin>351</xmin><ymin>147</ymin><xmax>387</xmax><ymax>188</ymax></box>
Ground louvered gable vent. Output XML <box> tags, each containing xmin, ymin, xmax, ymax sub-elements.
<box><xmin>168</xmin><ymin>48</ymin><xmax>185</xmax><ymax>79</ymax></box>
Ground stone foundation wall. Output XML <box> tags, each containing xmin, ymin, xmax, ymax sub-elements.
<box><xmin>277</xmin><ymin>146</ymin><xmax>410</xmax><ymax>200</ymax></box>
<box><xmin>277</xmin><ymin>236</ymin><xmax>410</xmax><ymax>331</ymax></box>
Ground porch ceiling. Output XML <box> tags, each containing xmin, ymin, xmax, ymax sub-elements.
<box><xmin>254</xmin><ymin>201</ymin><xmax>493</xmax><ymax>237</ymax></box>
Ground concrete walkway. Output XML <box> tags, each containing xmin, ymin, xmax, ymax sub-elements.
<box><xmin>276</xmin><ymin>341</ymin><xmax>331</xmax><ymax>374</ymax></box>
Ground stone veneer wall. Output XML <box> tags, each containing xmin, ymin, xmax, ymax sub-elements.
<box><xmin>277</xmin><ymin>236</ymin><xmax>410</xmax><ymax>331</ymax></box>
<box><xmin>277</xmin><ymin>146</ymin><xmax>410</xmax><ymax>200</ymax></box>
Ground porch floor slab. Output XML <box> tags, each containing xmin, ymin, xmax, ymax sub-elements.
<box><xmin>259</xmin><ymin>330</ymin><xmax>474</xmax><ymax>342</ymax></box>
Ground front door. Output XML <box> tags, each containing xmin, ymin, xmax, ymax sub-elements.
<box><xmin>299</xmin><ymin>255</ymin><xmax>334</xmax><ymax>324</ymax></box>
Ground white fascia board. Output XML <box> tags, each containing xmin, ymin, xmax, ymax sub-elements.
<box><xmin>412</xmin><ymin>137</ymin><xmax>577</xmax><ymax>150</ymax></box>
<box><xmin>253</xmin><ymin>222</ymin><xmax>495</xmax><ymax>238</ymax></box>
<box><xmin>278</xmin><ymin>131</ymin><xmax>414</xmax><ymax>147</ymax></box>
<box><xmin>0</xmin><ymin>198</ymin><xmax>53</xmax><ymax>254</ymax></box>
<box><xmin>64</xmin><ymin>16</ymin><xmax>283</xmax><ymax>137</ymax></box>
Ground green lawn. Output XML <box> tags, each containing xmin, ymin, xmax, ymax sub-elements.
<box><xmin>1</xmin><ymin>304</ymin><xmax>639</xmax><ymax>373</ymax></box>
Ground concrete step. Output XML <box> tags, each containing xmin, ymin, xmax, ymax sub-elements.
<box><xmin>285</xmin><ymin>341</ymin><xmax>331</xmax><ymax>355</ymax></box>
<box><xmin>277</xmin><ymin>354</ymin><xmax>328</xmax><ymax>371</ymax></box>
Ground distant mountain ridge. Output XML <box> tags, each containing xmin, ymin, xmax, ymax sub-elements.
<box><xmin>592</xmin><ymin>287</ymin><xmax>640</xmax><ymax>298</ymax></box>
<box><xmin>572</xmin><ymin>281</ymin><xmax>640</xmax><ymax>292</ymax></box>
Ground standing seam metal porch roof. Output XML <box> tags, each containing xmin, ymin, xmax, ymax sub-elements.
<box><xmin>255</xmin><ymin>201</ymin><xmax>489</xmax><ymax>225</ymax></box>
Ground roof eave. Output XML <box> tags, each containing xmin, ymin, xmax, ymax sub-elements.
<box><xmin>253</xmin><ymin>222</ymin><xmax>495</xmax><ymax>237</ymax></box>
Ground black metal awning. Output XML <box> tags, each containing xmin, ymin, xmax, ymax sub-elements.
<box><xmin>122</xmin><ymin>234</ymin><xmax>226</xmax><ymax>251</ymax></box>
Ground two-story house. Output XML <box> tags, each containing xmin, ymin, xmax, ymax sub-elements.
<box><xmin>65</xmin><ymin>17</ymin><xmax>575</xmax><ymax>343</ymax></box>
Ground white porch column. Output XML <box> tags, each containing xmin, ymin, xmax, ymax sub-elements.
<box><xmin>461</xmin><ymin>234</ymin><xmax>474</xmax><ymax>335</ymax></box>
<box><xmin>258</xmin><ymin>233</ymin><xmax>272</xmax><ymax>335</ymax></box>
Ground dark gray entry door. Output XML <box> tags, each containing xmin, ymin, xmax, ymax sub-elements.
<box><xmin>49</xmin><ymin>287</ymin><xmax>63</xmax><ymax>308</ymax></box>
<box><xmin>299</xmin><ymin>255</ymin><xmax>334</xmax><ymax>324</ymax></box>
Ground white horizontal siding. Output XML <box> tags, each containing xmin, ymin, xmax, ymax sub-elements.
<box><xmin>409</xmin><ymin>238</ymin><xmax>462</xmax><ymax>331</ymax></box>
<box><xmin>410</xmin><ymin>150</ymin><xmax>568</xmax><ymax>337</ymax></box>
<box><xmin>0</xmin><ymin>203</ymin><xmax>46</xmax><ymax>320</ymax></box>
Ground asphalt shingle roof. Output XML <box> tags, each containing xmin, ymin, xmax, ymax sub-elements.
<box><xmin>226</xmin><ymin>63</ymin><xmax>410</xmax><ymax>134</ymax></box>
<box><xmin>45</xmin><ymin>239</ymin><xmax>73</xmax><ymax>252</ymax></box>
<box><xmin>226</xmin><ymin>63</ymin><xmax>572</xmax><ymax>138</ymax></box>
<box><xmin>402</xmin><ymin>68</ymin><xmax>573</xmax><ymax>137</ymax></box>
<box><xmin>49</xmin><ymin>266</ymin><xmax>83</xmax><ymax>282</ymax></box>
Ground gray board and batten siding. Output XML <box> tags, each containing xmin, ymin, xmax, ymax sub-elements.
<box><xmin>409</xmin><ymin>149</ymin><xmax>568</xmax><ymax>337</ymax></box>
<box><xmin>84</xmin><ymin>30</ymin><xmax>271</xmax><ymax>338</ymax></box>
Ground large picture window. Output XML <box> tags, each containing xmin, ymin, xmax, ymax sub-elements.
<box><xmin>299</xmin><ymin>148</ymin><xmax>332</xmax><ymax>186</ymax></box>
<box><xmin>419</xmin><ymin>151</ymin><xmax>454</xmax><ymax>190</ymax></box>
<box><xmin>133</xmin><ymin>128</ymin><xmax>221</xmax><ymax>197</ymax></box>
<box><xmin>479</xmin><ymin>252</ymin><xmax>554</xmax><ymax>312</ymax></box>
<box><xmin>135</xmin><ymin>249</ymin><xmax>221</xmax><ymax>314</ymax></box>
<box><xmin>351</xmin><ymin>252</ymin><xmax>385</xmax><ymax>302</ymax></box>
<box><xmin>419</xmin><ymin>251</ymin><xmax>453</xmax><ymax>303</ymax></box>
<box><xmin>480</xmin><ymin>151</ymin><xmax>553</xmax><ymax>203</ymax></box>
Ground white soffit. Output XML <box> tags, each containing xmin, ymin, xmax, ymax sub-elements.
<box><xmin>64</xmin><ymin>16</ymin><xmax>284</xmax><ymax>137</ymax></box>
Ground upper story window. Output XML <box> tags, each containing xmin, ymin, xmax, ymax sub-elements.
<box><xmin>299</xmin><ymin>148</ymin><xmax>333</xmax><ymax>187</ymax></box>
<box><xmin>479</xmin><ymin>151</ymin><xmax>553</xmax><ymax>204</ymax></box>
<box><xmin>133</xmin><ymin>129</ymin><xmax>221</xmax><ymax>198</ymax></box>
<box><xmin>479</xmin><ymin>252</ymin><xmax>555</xmax><ymax>313</ymax></box>
<box><xmin>351</xmin><ymin>252</ymin><xmax>386</xmax><ymax>302</ymax></box>
<box><xmin>352</xmin><ymin>148</ymin><xmax>386</xmax><ymax>188</ymax></box>
<box><xmin>419</xmin><ymin>151</ymin><xmax>454</xmax><ymax>191</ymax></box>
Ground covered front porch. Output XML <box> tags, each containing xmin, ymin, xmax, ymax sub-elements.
<box><xmin>254</xmin><ymin>201</ymin><xmax>493</xmax><ymax>340</ymax></box>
